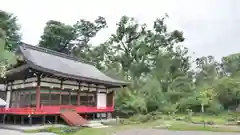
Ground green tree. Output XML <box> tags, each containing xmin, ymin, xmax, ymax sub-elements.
<box><xmin>195</xmin><ymin>56</ymin><xmax>221</xmax><ymax>86</ymax></box>
<box><xmin>109</xmin><ymin>15</ymin><xmax>191</xmax><ymax>115</ymax></box>
<box><xmin>222</xmin><ymin>53</ymin><xmax>240</xmax><ymax>76</ymax></box>
<box><xmin>109</xmin><ymin>15</ymin><xmax>186</xmax><ymax>81</ymax></box>
<box><xmin>215</xmin><ymin>76</ymin><xmax>240</xmax><ymax>110</ymax></box>
<box><xmin>0</xmin><ymin>29</ymin><xmax>17</xmax><ymax>77</ymax></box>
<box><xmin>39</xmin><ymin>16</ymin><xmax>107</xmax><ymax>59</ymax></box>
<box><xmin>39</xmin><ymin>20</ymin><xmax>77</xmax><ymax>54</ymax></box>
<box><xmin>115</xmin><ymin>87</ymin><xmax>147</xmax><ymax>115</ymax></box>
<box><xmin>0</xmin><ymin>10</ymin><xmax>21</xmax><ymax>51</ymax></box>
<box><xmin>197</xmin><ymin>85</ymin><xmax>216</xmax><ymax>127</ymax></box>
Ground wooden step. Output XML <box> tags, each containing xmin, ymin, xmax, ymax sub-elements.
<box><xmin>60</xmin><ymin>111</ymin><xmax>88</xmax><ymax>126</ymax></box>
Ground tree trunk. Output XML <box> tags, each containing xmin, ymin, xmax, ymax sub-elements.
<box><xmin>201</xmin><ymin>104</ymin><xmax>206</xmax><ymax>128</ymax></box>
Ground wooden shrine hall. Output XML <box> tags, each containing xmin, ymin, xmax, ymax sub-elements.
<box><xmin>0</xmin><ymin>43</ymin><xmax>128</xmax><ymax>126</ymax></box>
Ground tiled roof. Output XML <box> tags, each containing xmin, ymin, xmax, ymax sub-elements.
<box><xmin>19</xmin><ymin>43</ymin><xmax>128</xmax><ymax>87</ymax></box>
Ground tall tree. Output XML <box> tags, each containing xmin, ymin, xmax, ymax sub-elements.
<box><xmin>108</xmin><ymin>15</ymin><xmax>186</xmax><ymax>81</ymax></box>
<box><xmin>0</xmin><ymin>10</ymin><xmax>21</xmax><ymax>51</ymax></box>
<box><xmin>195</xmin><ymin>56</ymin><xmax>221</xmax><ymax>86</ymax></box>
<box><xmin>221</xmin><ymin>53</ymin><xmax>240</xmax><ymax>76</ymax></box>
<box><xmin>0</xmin><ymin>29</ymin><xmax>17</xmax><ymax>78</ymax></box>
<box><xmin>72</xmin><ymin>16</ymin><xmax>107</xmax><ymax>60</ymax></box>
<box><xmin>39</xmin><ymin>16</ymin><xmax>107</xmax><ymax>59</ymax></box>
<box><xmin>39</xmin><ymin>20</ymin><xmax>76</xmax><ymax>54</ymax></box>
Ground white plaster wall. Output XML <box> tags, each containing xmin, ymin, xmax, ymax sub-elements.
<box><xmin>97</xmin><ymin>93</ymin><xmax>106</xmax><ymax>109</ymax></box>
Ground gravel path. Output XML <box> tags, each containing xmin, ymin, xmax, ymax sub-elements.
<box><xmin>0</xmin><ymin>129</ymin><xmax>57</xmax><ymax>135</ymax></box>
<box><xmin>116</xmin><ymin>129</ymin><xmax>240</xmax><ymax>135</ymax></box>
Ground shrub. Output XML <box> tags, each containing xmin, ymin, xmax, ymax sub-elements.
<box><xmin>206</xmin><ymin>102</ymin><xmax>224</xmax><ymax>115</ymax></box>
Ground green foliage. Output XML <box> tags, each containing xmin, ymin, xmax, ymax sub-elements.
<box><xmin>115</xmin><ymin>88</ymin><xmax>147</xmax><ymax>115</ymax></box>
<box><xmin>39</xmin><ymin>16</ymin><xmax>107</xmax><ymax>61</ymax></box>
<box><xmin>139</xmin><ymin>78</ymin><xmax>165</xmax><ymax>112</ymax></box>
<box><xmin>206</xmin><ymin>101</ymin><xmax>224</xmax><ymax>115</ymax></box>
<box><xmin>0</xmin><ymin>29</ymin><xmax>17</xmax><ymax>78</ymax></box>
<box><xmin>39</xmin><ymin>20</ymin><xmax>76</xmax><ymax>54</ymax></box>
<box><xmin>0</xmin><ymin>10</ymin><xmax>21</xmax><ymax>51</ymax></box>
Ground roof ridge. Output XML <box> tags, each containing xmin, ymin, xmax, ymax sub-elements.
<box><xmin>20</xmin><ymin>42</ymin><xmax>95</xmax><ymax>65</ymax></box>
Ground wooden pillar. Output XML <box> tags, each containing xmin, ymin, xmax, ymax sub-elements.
<box><xmin>36</xmin><ymin>75</ymin><xmax>41</xmax><ymax>109</ymax></box>
<box><xmin>59</xmin><ymin>91</ymin><xmax>62</xmax><ymax>105</ymax></box>
<box><xmin>42</xmin><ymin>115</ymin><xmax>46</xmax><ymax>125</ymax></box>
<box><xmin>49</xmin><ymin>89</ymin><xmax>52</xmax><ymax>105</ymax></box>
<box><xmin>28</xmin><ymin>115</ymin><xmax>32</xmax><ymax>125</ymax></box>
<box><xmin>21</xmin><ymin>115</ymin><xmax>24</xmax><ymax>124</ymax></box>
<box><xmin>2</xmin><ymin>114</ymin><xmax>6</xmax><ymax>124</ymax></box>
<box><xmin>112</xmin><ymin>91</ymin><xmax>115</xmax><ymax>108</ymax></box>
<box><xmin>6</xmin><ymin>115</ymin><xmax>10</xmax><ymax>124</ymax></box>
<box><xmin>13</xmin><ymin>115</ymin><xmax>16</xmax><ymax>124</ymax></box>
<box><xmin>59</xmin><ymin>93</ymin><xmax>61</xmax><ymax>105</ymax></box>
<box><xmin>5</xmin><ymin>83</ymin><xmax>12</xmax><ymax>108</ymax></box>
<box><xmin>17</xmin><ymin>91</ymin><xmax>20</xmax><ymax>107</ymax></box>
<box><xmin>36</xmin><ymin>86</ymin><xmax>41</xmax><ymax>109</ymax></box>
<box><xmin>87</xmin><ymin>84</ymin><xmax>90</xmax><ymax>106</ymax></box>
<box><xmin>54</xmin><ymin>115</ymin><xmax>58</xmax><ymax>124</ymax></box>
<box><xmin>29</xmin><ymin>92</ymin><xmax>32</xmax><ymax>107</ymax></box>
<box><xmin>95</xmin><ymin>86</ymin><xmax>98</xmax><ymax>107</ymax></box>
<box><xmin>68</xmin><ymin>90</ymin><xmax>71</xmax><ymax>105</ymax></box>
<box><xmin>77</xmin><ymin>90</ymin><xmax>80</xmax><ymax>106</ymax></box>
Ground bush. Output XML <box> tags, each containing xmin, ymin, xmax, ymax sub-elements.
<box><xmin>184</xmin><ymin>109</ymin><xmax>193</xmax><ymax>122</ymax></box>
<box><xmin>129</xmin><ymin>114</ymin><xmax>152</xmax><ymax>123</ymax></box>
<box><xmin>149</xmin><ymin>111</ymin><xmax>163</xmax><ymax>120</ymax></box>
<box><xmin>206</xmin><ymin>102</ymin><xmax>224</xmax><ymax>115</ymax></box>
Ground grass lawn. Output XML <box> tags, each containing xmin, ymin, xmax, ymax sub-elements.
<box><xmin>152</xmin><ymin>120</ymin><xmax>240</xmax><ymax>133</ymax></box>
<box><xmin>26</xmin><ymin>121</ymin><xmax>240</xmax><ymax>135</ymax></box>
<box><xmin>25</xmin><ymin>113</ymin><xmax>240</xmax><ymax>135</ymax></box>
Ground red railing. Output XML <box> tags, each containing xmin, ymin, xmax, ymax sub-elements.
<box><xmin>0</xmin><ymin>105</ymin><xmax>114</xmax><ymax>115</ymax></box>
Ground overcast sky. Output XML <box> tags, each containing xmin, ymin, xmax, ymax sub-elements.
<box><xmin>1</xmin><ymin>0</ymin><xmax>240</xmax><ymax>60</ymax></box>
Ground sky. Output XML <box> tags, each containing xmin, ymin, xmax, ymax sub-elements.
<box><xmin>1</xmin><ymin>0</ymin><xmax>240</xmax><ymax>60</ymax></box>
